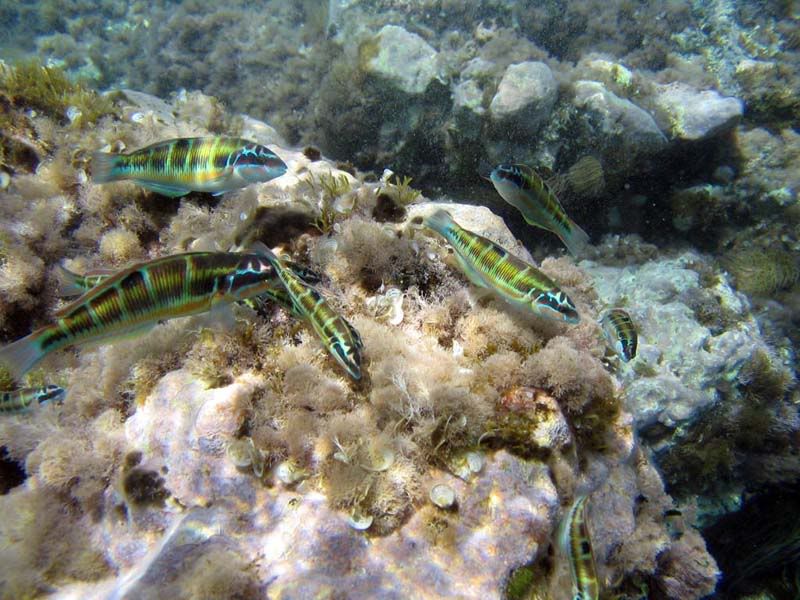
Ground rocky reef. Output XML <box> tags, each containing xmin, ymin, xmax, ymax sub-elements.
<box><xmin>0</xmin><ymin>1</ymin><xmax>797</xmax><ymax>598</ymax></box>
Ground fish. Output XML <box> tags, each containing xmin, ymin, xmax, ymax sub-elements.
<box><xmin>0</xmin><ymin>384</ymin><xmax>65</xmax><ymax>414</ymax></box>
<box><xmin>92</xmin><ymin>137</ymin><xmax>288</xmax><ymax>197</ymax></box>
<box><xmin>56</xmin><ymin>258</ymin><xmax>323</xmax><ymax>316</ymax></box>
<box><xmin>423</xmin><ymin>209</ymin><xmax>580</xmax><ymax>324</ymax></box>
<box><xmin>254</xmin><ymin>245</ymin><xmax>364</xmax><ymax>380</ymax></box>
<box><xmin>598</xmin><ymin>308</ymin><xmax>638</xmax><ymax>362</ymax></box>
<box><xmin>558</xmin><ymin>495</ymin><xmax>600</xmax><ymax>600</ymax></box>
<box><xmin>489</xmin><ymin>163</ymin><xmax>590</xmax><ymax>256</ymax></box>
<box><xmin>0</xmin><ymin>252</ymin><xmax>283</xmax><ymax>379</ymax></box>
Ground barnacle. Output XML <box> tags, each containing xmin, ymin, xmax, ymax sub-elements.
<box><xmin>722</xmin><ymin>246</ymin><xmax>799</xmax><ymax>296</ymax></box>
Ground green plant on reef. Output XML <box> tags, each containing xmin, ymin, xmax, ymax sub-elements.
<box><xmin>304</xmin><ymin>171</ymin><xmax>353</xmax><ymax>234</ymax></box>
<box><xmin>380</xmin><ymin>174</ymin><xmax>421</xmax><ymax>207</ymax></box>
<box><xmin>722</xmin><ymin>246</ymin><xmax>799</xmax><ymax>296</ymax></box>
<box><xmin>0</xmin><ymin>59</ymin><xmax>117</xmax><ymax>128</ymax></box>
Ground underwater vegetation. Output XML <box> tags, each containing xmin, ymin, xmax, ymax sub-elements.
<box><xmin>0</xmin><ymin>2</ymin><xmax>797</xmax><ymax>597</ymax></box>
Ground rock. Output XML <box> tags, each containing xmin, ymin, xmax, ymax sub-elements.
<box><xmin>452</xmin><ymin>79</ymin><xmax>485</xmax><ymax>138</ymax></box>
<box><xmin>573</xmin><ymin>80</ymin><xmax>667</xmax><ymax>160</ymax></box>
<box><xmin>489</xmin><ymin>61</ymin><xmax>557</xmax><ymax>135</ymax></box>
<box><xmin>365</xmin><ymin>25</ymin><xmax>439</xmax><ymax>95</ymax></box>
<box><xmin>652</xmin><ymin>83</ymin><xmax>743</xmax><ymax>140</ymax></box>
<box><xmin>585</xmin><ymin>251</ymin><xmax>764</xmax><ymax>432</ymax></box>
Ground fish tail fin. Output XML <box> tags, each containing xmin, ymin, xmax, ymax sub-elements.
<box><xmin>91</xmin><ymin>151</ymin><xmax>123</xmax><ymax>184</ymax></box>
<box><xmin>56</xmin><ymin>264</ymin><xmax>86</xmax><ymax>297</ymax></box>
<box><xmin>423</xmin><ymin>209</ymin><xmax>456</xmax><ymax>236</ymax></box>
<box><xmin>561</xmin><ymin>220</ymin><xmax>590</xmax><ymax>257</ymax></box>
<box><xmin>0</xmin><ymin>333</ymin><xmax>45</xmax><ymax>382</ymax></box>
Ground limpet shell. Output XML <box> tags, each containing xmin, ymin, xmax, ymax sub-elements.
<box><xmin>347</xmin><ymin>511</ymin><xmax>373</xmax><ymax>530</ymax></box>
<box><xmin>275</xmin><ymin>460</ymin><xmax>308</xmax><ymax>485</ymax></box>
<box><xmin>429</xmin><ymin>484</ymin><xmax>456</xmax><ymax>509</ymax></box>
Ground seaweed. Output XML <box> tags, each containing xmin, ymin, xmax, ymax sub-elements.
<box><xmin>0</xmin><ymin>59</ymin><xmax>117</xmax><ymax>128</ymax></box>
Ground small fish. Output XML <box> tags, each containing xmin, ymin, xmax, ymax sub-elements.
<box><xmin>0</xmin><ymin>384</ymin><xmax>65</xmax><ymax>414</ymax></box>
<box><xmin>255</xmin><ymin>245</ymin><xmax>364</xmax><ymax>380</ymax></box>
<box><xmin>490</xmin><ymin>163</ymin><xmax>590</xmax><ymax>256</ymax></box>
<box><xmin>0</xmin><ymin>252</ymin><xmax>283</xmax><ymax>379</ymax></box>
<box><xmin>558</xmin><ymin>495</ymin><xmax>600</xmax><ymax>600</ymax></box>
<box><xmin>92</xmin><ymin>137</ymin><xmax>287</xmax><ymax>197</ymax></box>
<box><xmin>423</xmin><ymin>209</ymin><xmax>579</xmax><ymax>324</ymax></box>
<box><xmin>599</xmin><ymin>308</ymin><xmax>638</xmax><ymax>362</ymax></box>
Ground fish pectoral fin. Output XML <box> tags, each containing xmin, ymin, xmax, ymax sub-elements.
<box><xmin>138</xmin><ymin>181</ymin><xmax>191</xmax><ymax>198</ymax></box>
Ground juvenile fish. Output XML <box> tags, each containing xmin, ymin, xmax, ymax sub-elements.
<box><xmin>255</xmin><ymin>245</ymin><xmax>364</xmax><ymax>380</ymax></box>
<box><xmin>490</xmin><ymin>163</ymin><xmax>590</xmax><ymax>256</ymax></box>
<box><xmin>0</xmin><ymin>385</ymin><xmax>65</xmax><ymax>414</ymax></box>
<box><xmin>0</xmin><ymin>252</ymin><xmax>282</xmax><ymax>379</ymax></box>
<box><xmin>599</xmin><ymin>308</ymin><xmax>637</xmax><ymax>362</ymax></box>
<box><xmin>92</xmin><ymin>137</ymin><xmax>287</xmax><ymax>197</ymax></box>
<box><xmin>423</xmin><ymin>209</ymin><xmax>579</xmax><ymax>324</ymax></box>
<box><xmin>558</xmin><ymin>495</ymin><xmax>599</xmax><ymax>600</ymax></box>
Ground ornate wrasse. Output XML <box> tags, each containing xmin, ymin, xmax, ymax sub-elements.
<box><xmin>0</xmin><ymin>252</ymin><xmax>281</xmax><ymax>379</ymax></box>
<box><xmin>558</xmin><ymin>495</ymin><xmax>600</xmax><ymax>600</ymax></box>
<box><xmin>56</xmin><ymin>259</ymin><xmax>322</xmax><ymax>315</ymax></box>
<box><xmin>92</xmin><ymin>137</ymin><xmax>287</xmax><ymax>197</ymax></box>
<box><xmin>0</xmin><ymin>385</ymin><xmax>65</xmax><ymax>414</ymax></box>
<box><xmin>423</xmin><ymin>209</ymin><xmax>579</xmax><ymax>324</ymax></box>
<box><xmin>599</xmin><ymin>308</ymin><xmax>637</xmax><ymax>362</ymax></box>
<box><xmin>490</xmin><ymin>163</ymin><xmax>590</xmax><ymax>256</ymax></box>
<box><xmin>255</xmin><ymin>246</ymin><xmax>364</xmax><ymax>380</ymax></box>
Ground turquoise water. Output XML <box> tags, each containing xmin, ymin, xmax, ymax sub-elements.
<box><xmin>0</xmin><ymin>1</ymin><xmax>798</xmax><ymax>599</ymax></box>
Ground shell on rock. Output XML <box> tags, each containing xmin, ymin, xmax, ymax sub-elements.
<box><xmin>429</xmin><ymin>483</ymin><xmax>456</xmax><ymax>509</ymax></box>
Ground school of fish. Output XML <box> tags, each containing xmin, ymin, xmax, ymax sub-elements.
<box><xmin>0</xmin><ymin>135</ymin><xmax>643</xmax><ymax>597</ymax></box>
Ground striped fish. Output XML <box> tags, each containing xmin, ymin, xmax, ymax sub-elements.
<box><xmin>92</xmin><ymin>137</ymin><xmax>287</xmax><ymax>197</ymax></box>
<box><xmin>423</xmin><ymin>209</ymin><xmax>579</xmax><ymax>324</ymax></box>
<box><xmin>56</xmin><ymin>259</ymin><xmax>323</xmax><ymax>316</ymax></box>
<box><xmin>255</xmin><ymin>246</ymin><xmax>364</xmax><ymax>380</ymax></box>
<box><xmin>599</xmin><ymin>308</ymin><xmax>637</xmax><ymax>362</ymax></box>
<box><xmin>558</xmin><ymin>495</ymin><xmax>600</xmax><ymax>600</ymax></box>
<box><xmin>0</xmin><ymin>252</ymin><xmax>281</xmax><ymax>379</ymax></box>
<box><xmin>490</xmin><ymin>164</ymin><xmax>590</xmax><ymax>256</ymax></box>
<box><xmin>0</xmin><ymin>384</ymin><xmax>65</xmax><ymax>414</ymax></box>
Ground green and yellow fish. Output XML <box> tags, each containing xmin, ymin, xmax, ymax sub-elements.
<box><xmin>255</xmin><ymin>245</ymin><xmax>364</xmax><ymax>380</ymax></box>
<box><xmin>56</xmin><ymin>258</ymin><xmax>322</xmax><ymax>316</ymax></box>
<box><xmin>92</xmin><ymin>137</ymin><xmax>287</xmax><ymax>197</ymax></box>
<box><xmin>558</xmin><ymin>495</ymin><xmax>600</xmax><ymax>600</ymax></box>
<box><xmin>490</xmin><ymin>163</ymin><xmax>590</xmax><ymax>256</ymax></box>
<box><xmin>0</xmin><ymin>252</ymin><xmax>283</xmax><ymax>379</ymax></box>
<box><xmin>423</xmin><ymin>209</ymin><xmax>580</xmax><ymax>324</ymax></box>
<box><xmin>599</xmin><ymin>308</ymin><xmax>638</xmax><ymax>362</ymax></box>
<box><xmin>0</xmin><ymin>385</ymin><xmax>65</xmax><ymax>414</ymax></box>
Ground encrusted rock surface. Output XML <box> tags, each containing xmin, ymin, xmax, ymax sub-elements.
<box><xmin>365</xmin><ymin>25</ymin><xmax>440</xmax><ymax>95</ymax></box>
<box><xmin>489</xmin><ymin>61</ymin><xmax>557</xmax><ymax>134</ymax></box>
<box><xmin>652</xmin><ymin>83</ymin><xmax>743</xmax><ymax>140</ymax></box>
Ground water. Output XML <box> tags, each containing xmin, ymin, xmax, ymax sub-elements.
<box><xmin>0</xmin><ymin>1</ymin><xmax>797</xmax><ymax>598</ymax></box>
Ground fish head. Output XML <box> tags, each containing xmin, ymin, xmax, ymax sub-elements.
<box><xmin>229</xmin><ymin>254</ymin><xmax>280</xmax><ymax>297</ymax></box>
<box><xmin>330</xmin><ymin>338</ymin><xmax>363</xmax><ymax>380</ymax></box>
<box><xmin>40</xmin><ymin>385</ymin><xmax>66</xmax><ymax>404</ymax></box>
<box><xmin>233</xmin><ymin>144</ymin><xmax>288</xmax><ymax>183</ymax></box>
<box><xmin>489</xmin><ymin>163</ymin><xmax>527</xmax><ymax>188</ymax></box>
<box><xmin>533</xmin><ymin>290</ymin><xmax>580</xmax><ymax>324</ymax></box>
